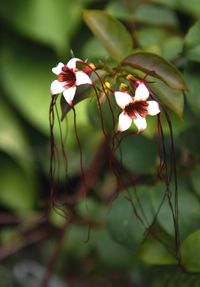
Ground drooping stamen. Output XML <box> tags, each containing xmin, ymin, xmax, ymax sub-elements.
<box><xmin>125</xmin><ymin>101</ymin><xmax>149</xmax><ymax>119</ymax></box>
<box><xmin>79</xmin><ymin>61</ymin><xmax>116</xmax><ymax>133</ymax></box>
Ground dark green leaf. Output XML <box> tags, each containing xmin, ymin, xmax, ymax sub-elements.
<box><xmin>107</xmin><ymin>193</ymin><xmax>145</xmax><ymax>250</ymax></box>
<box><xmin>181</xmin><ymin>230</ymin><xmax>200</xmax><ymax>272</ymax></box>
<box><xmin>152</xmin><ymin>0</ymin><xmax>176</xmax><ymax>9</ymax></box>
<box><xmin>75</xmin><ymin>198</ymin><xmax>106</xmax><ymax>222</ymax></box>
<box><xmin>161</xmin><ymin>36</ymin><xmax>183</xmax><ymax>61</ymax></box>
<box><xmin>150</xmin><ymin>182</ymin><xmax>200</xmax><ymax>239</ymax></box>
<box><xmin>153</xmin><ymin>0</ymin><xmax>200</xmax><ymax>17</ymax></box>
<box><xmin>185</xmin><ymin>45</ymin><xmax>200</xmax><ymax>62</ymax></box>
<box><xmin>83</xmin><ymin>10</ymin><xmax>133</xmax><ymax>61</ymax></box>
<box><xmin>63</xmin><ymin>225</ymin><xmax>91</xmax><ymax>259</ymax></box>
<box><xmin>116</xmin><ymin>135</ymin><xmax>157</xmax><ymax>174</ymax></box>
<box><xmin>105</xmin><ymin>1</ymin><xmax>130</xmax><ymax>20</ymax></box>
<box><xmin>191</xmin><ymin>166</ymin><xmax>200</xmax><ymax>197</ymax></box>
<box><xmin>178</xmin><ymin>0</ymin><xmax>200</xmax><ymax>17</ymax></box>
<box><xmin>149</xmin><ymin>78</ymin><xmax>184</xmax><ymax>117</ymax></box>
<box><xmin>136</xmin><ymin>27</ymin><xmax>167</xmax><ymax>49</ymax></box>
<box><xmin>184</xmin><ymin>62</ymin><xmax>200</xmax><ymax>118</ymax></box>
<box><xmin>87</xmin><ymin>92</ymin><xmax>119</xmax><ymax>132</ymax></box>
<box><xmin>179</xmin><ymin>124</ymin><xmax>200</xmax><ymax>154</ymax></box>
<box><xmin>0</xmin><ymin>0</ymin><xmax>84</xmax><ymax>54</ymax></box>
<box><xmin>123</xmin><ymin>52</ymin><xmax>188</xmax><ymax>90</ymax></box>
<box><xmin>184</xmin><ymin>19</ymin><xmax>200</xmax><ymax>62</ymax></box>
<box><xmin>107</xmin><ymin>186</ymin><xmax>155</xmax><ymax>250</ymax></box>
<box><xmin>134</xmin><ymin>4</ymin><xmax>178</xmax><ymax>27</ymax></box>
<box><xmin>150</xmin><ymin>183</ymin><xmax>175</xmax><ymax>237</ymax></box>
<box><xmin>92</xmin><ymin>229</ymin><xmax>131</xmax><ymax>267</ymax></box>
<box><xmin>60</xmin><ymin>85</ymin><xmax>91</xmax><ymax>120</ymax></box>
<box><xmin>150</xmin><ymin>266</ymin><xmax>200</xmax><ymax>286</ymax></box>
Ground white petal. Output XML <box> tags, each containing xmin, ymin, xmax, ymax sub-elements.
<box><xmin>52</xmin><ymin>62</ymin><xmax>64</xmax><ymax>75</ymax></box>
<box><xmin>67</xmin><ymin>57</ymin><xmax>81</xmax><ymax>69</ymax></box>
<box><xmin>75</xmin><ymin>71</ymin><xmax>92</xmax><ymax>86</ymax></box>
<box><xmin>50</xmin><ymin>80</ymin><xmax>65</xmax><ymax>94</ymax></box>
<box><xmin>118</xmin><ymin>112</ymin><xmax>132</xmax><ymax>132</ymax></box>
<box><xmin>135</xmin><ymin>83</ymin><xmax>149</xmax><ymax>101</ymax></box>
<box><xmin>147</xmin><ymin>101</ymin><xmax>160</xmax><ymax>116</ymax></box>
<box><xmin>114</xmin><ymin>91</ymin><xmax>132</xmax><ymax>109</ymax></box>
<box><xmin>63</xmin><ymin>86</ymin><xmax>76</xmax><ymax>106</ymax></box>
<box><xmin>133</xmin><ymin>114</ymin><xmax>147</xmax><ymax>132</ymax></box>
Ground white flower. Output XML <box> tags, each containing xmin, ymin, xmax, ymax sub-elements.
<box><xmin>50</xmin><ymin>58</ymin><xmax>92</xmax><ymax>106</ymax></box>
<box><xmin>114</xmin><ymin>83</ymin><xmax>160</xmax><ymax>132</ymax></box>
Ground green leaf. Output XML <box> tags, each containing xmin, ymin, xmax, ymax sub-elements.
<box><xmin>107</xmin><ymin>192</ymin><xmax>146</xmax><ymax>250</ymax></box>
<box><xmin>75</xmin><ymin>197</ymin><xmax>106</xmax><ymax>222</ymax></box>
<box><xmin>63</xmin><ymin>226</ymin><xmax>131</xmax><ymax>267</ymax></box>
<box><xmin>0</xmin><ymin>155</ymin><xmax>37</xmax><ymax>213</ymax></box>
<box><xmin>136</xmin><ymin>27</ymin><xmax>167</xmax><ymax>49</ymax></box>
<box><xmin>150</xmin><ymin>182</ymin><xmax>200</xmax><ymax>239</ymax></box>
<box><xmin>87</xmin><ymin>91</ymin><xmax>119</xmax><ymax>132</ymax></box>
<box><xmin>123</xmin><ymin>52</ymin><xmax>188</xmax><ymax>91</ymax></box>
<box><xmin>0</xmin><ymin>40</ymin><xmax>54</xmax><ymax>135</ymax></box>
<box><xmin>49</xmin><ymin>207</ymin><xmax>68</xmax><ymax>228</ymax></box>
<box><xmin>105</xmin><ymin>1</ymin><xmax>130</xmax><ymax>20</ymax></box>
<box><xmin>178</xmin><ymin>0</ymin><xmax>200</xmax><ymax>17</ymax></box>
<box><xmin>81</xmin><ymin>37</ymin><xmax>109</xmax><ymax>60</ymax></box>
<box><xmin>150</xmin><ymin>267</ymin><xmax>200</xmax><ymax>286</ymax></box>
<box><xmin>107</xmin><ymin>186</ymin><xmax>156</xmax><ymax>250</ymax></box>
<box><xmin>139</xmin><ymin>235</ymin><xmax>177</xmax><ymax>265</ymax></box>
<box><xmin>0</xmin><ymin>97</ymin><xmax>33</xmax><ymax>172</ymax></box>
<box><xmin>179</xmin><ymin>124</ymin><xmax>200</xmax><ymax>154</ymax></box>
<box><xmin>134</xmin><ymin>4</ymin><xmax>178</xmax><ymax>27</ymax></box>
<box><xmin>152</xmin><ymin>0</ymin><xmax>177</xmax><ymax>9</ymax></box>
<box><xmin>191</xmin><ymin>165</ymin><xmax>200</xmax><ymax>197</ymax></box>
<box><xmin>63</xmin><ymin>225</ymin><xmax>92</xmax><ymax>259</ymax></box>
<box><xmin>83</xmin><ymin>10</ymin><xmax>133</xmax><ymax>61</ymax></box>
<box><xmin>150</xmin><ymin>183</ymin><xmax>175</xmax><ymax>237</ymax></box>
<box><xmin>181</xmin><ymin>230</ymin><xmax>200</xmax><ymax>272</ymax></box>
<box><xmin>92</xmin><ymin>229</ymin><xmax>131</xmax><ymax>267</ymax></box>
<box><xmin>153</xmin><ymin>0</ymin><xmax>200</xmax><ymax>17</ymax></box>
<box><xmin>184</xmin><ymin>19</ymin><xmax>200</xmax><ymax>62</ymax></box>
<box><xmin>184</xmin><ymin>62</ymin><xmax>200</xmax><ymax>118</ymax></box>
<box><xmin>149</xmin><ymin>78</ymin><xmax>184</xmax><ymax>117</ymax></box>
<box><xmin>185</xmin><ymin>45</ymin><xmax>200</xmax><ymax>62</ymax></box>
<box><xmin>60</xmin><ymin>84</ymin><xmax>91</xmax><ymax>120</ymax></box>
<box><xmin>0</xmin><ymin>0</ymin><xmax>84</xmax><ymax>54</ymax></box>
<box><xmin>161</xmin><ymin>36</ymin><xmax>183</xmax><ymax>61</ymax></box>
<box><xmin>60</xmin><ymin>69</ymin><xmax>107</xmax><ymax>120</ymax></box>
<box><xmin>116</xmin><ymin>135</ymin><xmax>157</xmax><ymax>174</ymax></box>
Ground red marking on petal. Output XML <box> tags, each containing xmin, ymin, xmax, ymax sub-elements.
<box><xmin>58</xmin><ymin>66</ymin><xmax>76</xmax><ymax>88</ymax></box>
<box><xmin>124</xmin><ymin>101</ymin><xmax>149</xmax><ymax>119</ymax></box>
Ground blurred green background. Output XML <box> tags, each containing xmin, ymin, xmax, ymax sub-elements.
<box><xmin>0</xmin><ymin>0</ymin><xmax>200</xmax><ymax>286</ymax></box>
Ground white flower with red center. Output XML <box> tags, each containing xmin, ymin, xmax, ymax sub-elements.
<box><xmin>50</xmin><ymin>58</ymin><xmax>92</xmax><ymax>106</ymax></box>
<box><xmin>114</xmin><ymin>83</ymin><xmax>160</xmax><ymax>132</ymax></box>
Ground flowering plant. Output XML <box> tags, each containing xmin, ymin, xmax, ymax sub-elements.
<box><xmin>1</xmin><ymin>0</ymin><xmax>200</xmax><ymax>285</ymax></box>
<box><xmin>49</xmin><ymin>8</ymin><xmax>192</xmax><ymax>276</ymax></box>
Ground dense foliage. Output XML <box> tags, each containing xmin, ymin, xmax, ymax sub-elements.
<box><xmin>0</xmin><ymin>0</ymin><xmax>200</xmax><ymax>286</ymax></box>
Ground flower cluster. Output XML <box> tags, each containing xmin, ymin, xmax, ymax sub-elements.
<box><xmin>50</xmin><ymin>57</ymin><xmax>160</xmax><ymax>132</ymax></box>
